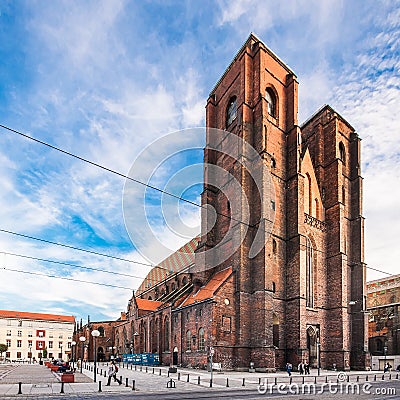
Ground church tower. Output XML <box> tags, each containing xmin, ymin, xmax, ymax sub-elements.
<box><xmin>196</xmin><ymin>33</ymin><xmax>368</xmax><ymax>370</ymax></box>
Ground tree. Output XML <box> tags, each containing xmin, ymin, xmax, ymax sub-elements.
<box><xmin>0</xmin><ymin>343</ymin><xmax>8</xmax><ymax>360</ymax></box>
<box><xmin>43</xmin><ymin>347</ymin><xmax>48</xmax><ymax>359</ymax></box>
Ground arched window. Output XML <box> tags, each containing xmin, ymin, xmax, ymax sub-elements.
<box><xmin>198</xmin><ymin>328</ymin><xmax>205</xmax><ymax>351</ymax></box>
<box><xmin>186</xmin><ymin>330</ymin><xmax>192</xmax><ymax>351</ymax></box>
<box><xmin>273</xmin><ymin>314</ymin><xmax>279</xmax><ymax>347</ymax></box>
<box><xmin>265</xmin><ymin>88</ymin><xmax>276</xmax><ymax>118</ymax></box>
<box><xmin>164</xmin><ymin>317</ymin><xmax>170</xmax><ymax>352</ymax></box>
<box><xmin>98</xmin><ymin>326</ymin><xmax>105</xmax><ymax>337</ymax></box>
<box><xmin>226</xmin><ymin>96</ymin><xmax>237</xmax><ymax>127</ymax></box>
<box><xmin>272</xmin><ymin>239</ymin><xmax>277</xmax><ymax>254</ymax></box>
<box><xmin>306</xmin><ymin>237</ymin><xmax>314</xmax><ymax>308</ymax></box>
<box><xmin>315</xmin><ymin>198</ymin><xmax>319</xmax><ymax>219</ymax></box>
<box><xmin>339</xmin><ymin>142</ymin><xmax>346</xmax><ymax>164</ymax></box>
<box><xmin>305</xmin><ymin>173</ymin><xmax>312</xmax><ymax>215</ymax></box>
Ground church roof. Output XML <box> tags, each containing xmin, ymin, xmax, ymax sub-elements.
<box><xmin>136</xmin><ymin>236</ymin><xmax>200</xmax><ymax>295</ymax></box>
<box><xmin>135</xmin><ymin>298</ymin><xmax>163</xmax><ymax>312</ymax></box>
<box><xmin>178</xmin><ymin>267</ymin><xmax>233</xmax><ymax>307</ymax></box>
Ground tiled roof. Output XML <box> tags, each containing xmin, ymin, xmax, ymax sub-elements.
<box><xmin>136</xmin><ymin>236</ymin><xmax>200</xmax><ymax>295</ymax></box>
<box><xmin>179</xmin><ymin>267</ymin><xmax>232</xmax><ymax>307</ymax></box>
<box><xmin>0</xmin><ymin>309</ymin><xmax>75</xmax><ymax>323</ymax></box>
<box><xmin>136</xmin><ymin>298</ymin><xmax>163</xmax><ymax>311</ymax></box>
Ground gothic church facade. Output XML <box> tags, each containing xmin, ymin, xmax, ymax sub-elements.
<box><xmin>116</xmin><ymin>34</ymin><xmax>368</xmax><ymax>371</ymax></box>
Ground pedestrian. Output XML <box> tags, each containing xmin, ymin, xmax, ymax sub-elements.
<box><xmin>106</xmin><ymin>361</ymin><xmax>122</xmax><ymax>385</ymax></box>
<box><xmin>298</xmin><ymin>361</ymin><xmax>304</xmax><ymax>375</ymax></box>
<box><xmin>304</xmin><ymin>361</ymin><xmax>310</xmax><ymax>375</ymax></box>
<box><xmin>286</xmin><ymin>362</ymin><xmax>292</xmax><ymax>376</ymax></box>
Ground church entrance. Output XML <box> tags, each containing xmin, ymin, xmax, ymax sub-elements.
<box><xmin>307</xmin><ymin>326</ymin><xmax>318</xmax><ymax>367</ymax></box>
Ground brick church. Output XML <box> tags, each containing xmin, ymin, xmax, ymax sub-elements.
<box><xmin>114</xmin><ymin>34</ymin><xmax>369</xmax><ymax>371</ymax></box>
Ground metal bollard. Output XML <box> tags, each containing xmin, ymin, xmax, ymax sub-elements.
<box><xmin>389</xmin><ymin>374</ymin><xmax>392</xmax><ymax>380</ymax></box>
<box><xmin>198</xmin><ymin>376</ymin><xmax>200</xmax><ymax>385</ymax></box>
<box><xmin>187</xmin><ymin>374</ymin><xmax>190</xmax><ymax>382</ymax></box>
<box><xmin>366</xmin><ymin>375</ymin><xmax>368</xmax><ymax>381</ymax></box>
<box><xmin>104</xmin><ymin>370</ymin><xmax>106</xmax><ymax>377</ymax></box>
<box><xmin>18</xmin><ymin>382</ymin><xmax>22</xmax><ymax>395</ymax></box>
<box><xmin>98</xmin><ymin>381</ymin><xmax>102</xmax><ymax>392</ymax></box>
<box><xmin>126</xmin><ymin>377</ymin><xmax>129</xmax><ymax>387</ymax></box>
<box><xmin>210</xmin><ymin>379</ymin><xmax>212</xmax><ymax>387</ymax></box>
<box><xmin>357</xmin><ymin>376</ymin><xmax>359</xmax><ymax>382</ymax></box>
<box><xmin>60</xmin><ymin>382</ymin><xmax>64</xmax><ymax>393</ymax></box>
<box><xmin>242</xmin><ymin>378</ymin><xmax>245</xmax><ymax>386</ymax></box>
<box><xmin>258</xmin><ymin>377</ymin><xmax>261</xmax><ymax>384</ymax></box>
<box><xmin>135</xmin><ymin>364</ymin><xmax>137</xmax><ymax>371</ymax></box>
<box><xmin>168</xmin><ymin>370</ymin><xmax>170</xmax><ymax>377</ymax></box>
<box><xmin>289</xmin><ymin>377</ymin><xmax>292</xmax><ymax>384</ymax></box>
<box><xmin>274</xmin><ymin>377</ymin><xmax>277</xmax><ymax>385</ymax></box>
<box><xmin>315</xmin><ymin>376</ymin><xmax>317</xmax><ymax>384</ymax></box>
<box><xmin>120</xmin><ymin>375</ymin><xmax>122</xmax><ymax>383</ymax></box>
<box><xmin>159</xmin><ymin>368</ymin><xmax>161</xmax><ymax>375</ymax></box>
<box><xmin>132</xmin><ymin>379</ymin><xmax>136</xmax><ymax>391</ymax></box>
<box><xmin>226</xmin><ymin>378</ymin><xmax>229</xmax><ymax>387</ymax></box>
<box><xmin>153</xmin><ymin>367</ymin><xmax>155</xmax><ymax>374</ymax></box>
<box><xmin>178</xmin><ymin>372</ymin><xmax>180</xmax><ymax>380</ymax></box>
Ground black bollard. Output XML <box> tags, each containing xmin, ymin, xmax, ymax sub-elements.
<box><xmin>258</xmin><ymin>377</ymin><xmax>261</xmax><ymax>384</ymax></box>
<box><xmin>18</xmin><ymin>382</ymin><xmax>22</xmax><ymax>395</ymax></box>
<box><xmin>120</xmin><ymin>375</ymin><xmax>122</xmax><ymax>383</ymax></box>
<box><xmin>140</xmin><ymin>365</ymin><xmax>142</xmax><ymax>372</ymax></box>
<box><xmin>274</xmin><ymin>377</ymin><xmax>277</xmax><ymax>385</ymax></box>
<box><xmin>100</xmin><ymin>369</ymin><xmax>102</xmax><ymax>375</ymax></box>
<box><xmin>61</xmin><ymin>382</ymin><xmax>64</xmax><ymax>394</ymax></box>
<box><xmin>198</xmin><ymin>376</ymin><xmax>200</xmax><ymax>385</ymax></box>
<box><xmin>153</xmin><ymin>367</ymin><xmax>154</xmax><ymax>374</ymax></box>
<box><xmin>104</xmin><ymin>370</ymin><xmax>106</xmax><ymax>377</ymax></box>
<box><xmin>126</xmin><ymin>377</ymin><xmax>129</xmax><ymax>387</ymax></box>
<box><xmin>242</xmin><ymin>378</ymin><xmax>245</xmax><ymax>386</ymax></box>
<box><xmin>132</xmin><ymin>379</ymin><xmax>136</xmax><ymax>391</ymax></box>
<box><xmin>135</xmin><ymin>365</ymin><xmax>137</xmax><ymax>371</ymax></box>
<box><xmin>389</xmin><ymin>374</ymin><xmax>392</xmax><ymax>380</ymax></box>
<box><xmin>178</xmin><ymin>372</ymin><xmax>180</xmax><ymax>380</ymax></box>
<box><xmin>314</xmin><ymin>376</ymin><xmax>317</xmax><ymax>384</ymax></box>
<box><xmin>347</xmin><ymin>375</ymin><xmax>349</xmax><ymax>382</ymax></box>
<box><xmin>366</xmin><ymin>375</ymin><xmax>368</xmax><ymax>381</ymax></box>
<box><xmin>187</xmin><ymin>374</ymin><xmax>190</xmax><ymax>382</ymax></box>
<box><xmin>226</xmin><ymin>378</ymin><xmax>229</xmax><ymax>387</ymax></box>
<box><xmin>290</xmin><ymin>377</ymin><xmax>292</xmax><ymax>384</ymax></box>
<box><xmin>382</xmin><ymin>375</ymin><xmax>385</xmax><ymax>380</ymax></box>
<box><xmin>98</xmin><ymin>381</ymin><xmax>102</xmax><ymax>392</ymax></box>
<box><xmin>159</xmin><ymin>368</ymin><xmax>161</xmax><ymax>376</ymax></box>
<box><xmin>374</xmin><ymin>375</ymin><xmax>377</xmax><ymax>381</ymax></box>
<box><xmin>357</xmin><ymin>376</ymin><xmax>359</xmax><ymax>382</ymax></box>
<box><xmin>210</xmin><ymin>379</ymin><xmax>212</xmax><ymax>387</ymax></box>
<box><xmin>168</xmin><ymin>370</ymin><xmax>170</xmax><ymax>377</ymax></box>
<box><xmin>146</xmin><ymin>366</ymin><xmax>148</xmax><ymax>373</ymax></box>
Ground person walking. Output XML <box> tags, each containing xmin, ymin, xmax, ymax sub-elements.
<box><xmin>298</xmin><ymin>361</ymin><xmax>304</xmax><ymax>375</ymax></box>
<box><xmin>304</xmin><ymin>361</ymin><xmax>310</xmax><ymax>375</ymax></box>
<box><xmin>286</xmin><ymin>362</ymin><xmax>292</xmax><ymax>376</ymax></box>
<box><xmin>106</xmin><ymin>361</ymin><xmax>122</xmax><ymax>385</ymax></box>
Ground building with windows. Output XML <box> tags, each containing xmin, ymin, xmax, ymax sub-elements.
<box><xmin>116</xmin><ymin>33</ymin><xmax>368</xmax><ymax>371</ymax></box>
<box><xmin>0</xmin><ymin>310</ymin><xmax>75</xmax><ymax>361</ymax></box>
<box><xmin>367</xmin><ymin>274</ymin><xmax>400</xmax><ymax>370</ymax></box>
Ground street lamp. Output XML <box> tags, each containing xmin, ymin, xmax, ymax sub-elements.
<box><xmin>71</xmin><ymin>341</ymin><xmax>76</xmax><ymax>370</ymax></box>
<box><xmin>91</xmin><ymin>330</ymin><xmax>100</xmax><ymax>382</ymax></box>
<box><xmin>79</xmin><ymin>336</ymin><xmax>86</xmax><ymax>373</ymax></box>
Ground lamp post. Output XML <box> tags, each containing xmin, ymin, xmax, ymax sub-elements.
<box><xmin>71</xmin><ymin>341</ymin><xmax>76</xmax><ymax>370</ymax></box>
<box><xmin>79</xmin><ymin>336</ymin><xmax>86</xmax><ymax>373</ymax></box>
<box><xmin>91</xmin><ymin>330</ymin><xmax>100</xmax><ymax>382</ymax></box>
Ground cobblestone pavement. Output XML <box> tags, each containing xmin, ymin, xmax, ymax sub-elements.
<box><xmin>0</xmin><ymin>362</ymin><xmax>399</xmax><ymax>398</ymax></box>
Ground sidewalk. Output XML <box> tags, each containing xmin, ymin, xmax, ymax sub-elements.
<box><xmin>1</xmin><ymin>361</ymin><xmax>399</xmax><ymax>397</ymax></box>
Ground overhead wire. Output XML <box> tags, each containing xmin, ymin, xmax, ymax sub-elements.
<box><xmin>0</xmin><ymin>123</ymin><xmax>395</xmax><ymax>284</ymax></box>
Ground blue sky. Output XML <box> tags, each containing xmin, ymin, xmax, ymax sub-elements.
<box><xmin>0</xmin><ymin>0</ymin><xmax>399</xmax><ymax>322</ymax></box>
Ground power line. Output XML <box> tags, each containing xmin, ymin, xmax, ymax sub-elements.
<box><xmin>0</xmin><ymin>124</ymin><xmax>395</xmax><ymax>282</ymax></box>
<box><xmin>0</xmin><ymin>251</ymin><xmax>149</xmax><ymax>280</ymax></box>
<box><xmin>0</xmin><ymin>123</ymin><xmax>244</xmax><ymax>227</ymax></box>
<box><xmin>0</xmin><ymin>228</ymin><xmax>153</xmax><ymax>267</ymax></box>
<box><xmin>1</xmin><ymin>266</ymin><xmax>133</xmax><ymax>290</ymax></box>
